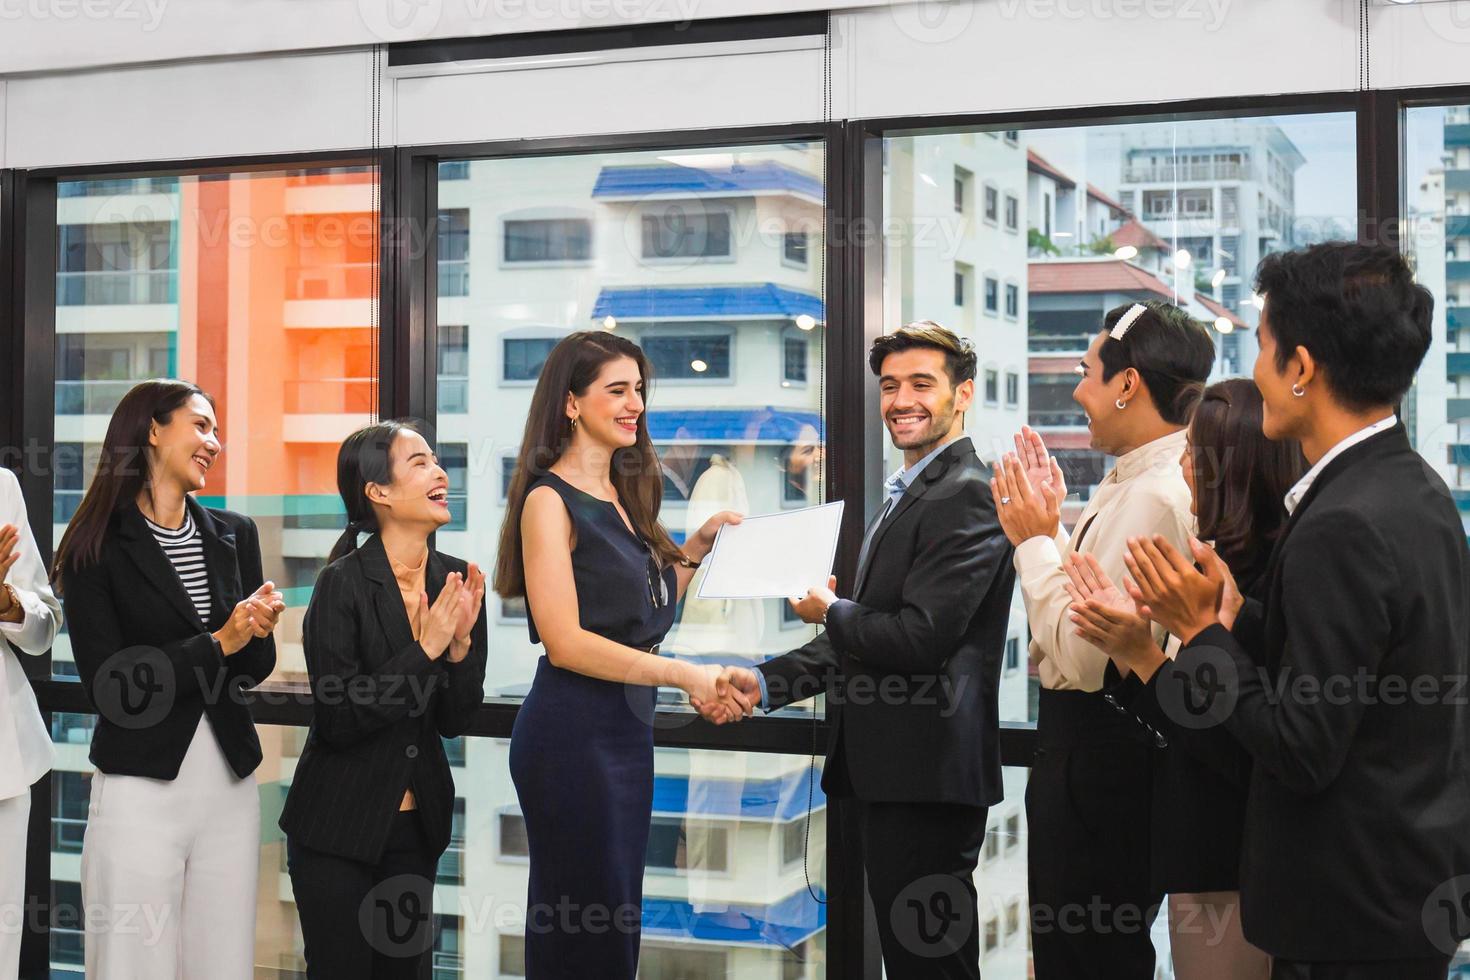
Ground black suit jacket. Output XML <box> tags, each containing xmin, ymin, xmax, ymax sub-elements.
<box><xmin>1163</xmin><ymin>423</ymin><xmax>1470</xmax><ymax>960</ymax></box>
<box><xmin>63</xmin><ymin>498</ymin><xmax>276</xmax><ymax>779</ymax></box>
<box><xmin>278</xmin><ymin>534</ymin><xmax>488</xmax><ymax>864</ymax></box>
<box><xmin>758</xmin><ymin>437</ymin><xmax>1016</xmax><ymax>808</ymax></box>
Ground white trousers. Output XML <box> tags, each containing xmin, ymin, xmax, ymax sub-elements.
<box><xmin>81</xmin><ymin>718</ymin><xmax>259</xmax><ymax>980</ymax></box>
<box><xmin>0</xmin><ymin>788</ymin><xmax>31</xmax><ymax>980</ymax></box>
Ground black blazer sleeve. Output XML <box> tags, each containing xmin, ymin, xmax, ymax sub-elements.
<box><xmin>1112</xmin><ymin>667</ymin><xmax>1251</xmax><ymax>789</ymax></box>
<box><xmin>823</xmin><ymin>479</ymin><xmax>1009</xmax><ymax>674</ymax></box>
<box><xmin>435</xmin><ymin>593</ymin><xmax>488</xmax><ymax>738</ymax></box>
<box><xmin>302</xmin><ymin>560</ymin><xmax>442</xmax><ymax>748</ymax></box>
<box><xmin>757</xmin><ymin>630</ymin><xmax>841</xmax><ymax>712</ymax></box>
<box><xmin>223</xmin><ymin>516</ymin><xmax>276</xmax><ymax>689</ymax></box>
<box><xmin>64</xmin><ymin>556</ymin><xmax>222</xmax><ymax>702</ymax></box>
<box><xmin>1174</xmin><ymin>507</ymin><xmax>1395</xmax><ymax>795</ymax></box>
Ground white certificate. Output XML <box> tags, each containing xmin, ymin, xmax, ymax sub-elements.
<box><xmin>695</xmin><ymin>501</ymin><xmax>846</xmax><ymax>600</ymax></box>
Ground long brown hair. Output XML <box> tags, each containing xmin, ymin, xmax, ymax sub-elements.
<box><xmin>52</xmin><ymin>379</ymin><xmax>215</xmax><ymax>593</ymax></box>
<box><xmin>327</xmin><ymin>419</ymin><xmax>424</xmax><ymax>564</ymax></box>
<box><xmin>1189</xmin><ymin>378</ymin><xmax>1304</xmax><ymax>587</ymax></box>
<box><xmin>494</xmin><ymin>331</ymin><xmax>682</xmax><ymax>598</ymax></box>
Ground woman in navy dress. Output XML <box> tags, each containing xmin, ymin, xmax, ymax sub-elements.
<box><xmin>494</xmin><ymin>330</ymin><xmax>753</xmax><ymax>979</ymax></box>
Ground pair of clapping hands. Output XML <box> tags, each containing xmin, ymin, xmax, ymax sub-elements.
<box><xmin>1062</xmin><ymin>538</ymin><xmax>1245</xmax><ymax>677</ymax></box>
<box><xmin>213</xmin><ymin>581</ymin><xmax>288</xmax><ymax>657</ymax></box>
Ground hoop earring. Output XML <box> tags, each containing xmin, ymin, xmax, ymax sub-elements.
<box><xmin>1291</xmin><ymin>383</ymin><xmax>1306</xmax><ymax>398</ymax></box>
<box><xmin>1115</xmin><ymin>398</ymin><xmax>1127</xmax><ymax>410</ymax></box>
<box><xmin>570</xmin><ymin>417</ymin><xmax>579</xmax><ymax>429</ymax></box>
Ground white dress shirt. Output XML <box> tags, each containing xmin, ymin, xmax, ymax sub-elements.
<box><xmin>1014</xmin><ymin>428</ymin><xmax>1196</xmax><ymax>692</ymax></box>
<box><xmin>1283</xmin><ymin>415</ymin><xmax>1397</xmax><ymax>516</ymax></box>
<box><xmin>0</xmin><ymin>467</ymin><xmax>61</xmax><ymax>801</ymax></box>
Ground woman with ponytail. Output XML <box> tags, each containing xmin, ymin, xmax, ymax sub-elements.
<box><xmin>279</xmin><ymin>419</ymin><xmax>487</xmax><ymax>978</ymax></box>
<box><xmin>52</xmin><ymin>379</ymin><xmax>284</xmax><ymax>980</ymax></box>
<box><xmin>496</xmin><ymin>330</ymin><xmax>752</xmax><ymax>979</ymax></box>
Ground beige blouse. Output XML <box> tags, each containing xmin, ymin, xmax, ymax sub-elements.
<box><xmin>1014</xmin><ymin>428</ymin><xmax>1196</xmax><ymax>692</ymax></box>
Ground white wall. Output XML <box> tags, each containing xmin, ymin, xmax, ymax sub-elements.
<box><xmin>5</xmin><ymin>0</ymin><xmax>1470</xmax><ymax>169</ymax></box>
<box><xmin>0</xmin><ymin>0</ymin><xmax>888</xmax><ymax>75</ymax></box>
<box><xmin>3</xmin><ymin>48</ymin><xmax>377</xmax><ymax>168</ymax></box>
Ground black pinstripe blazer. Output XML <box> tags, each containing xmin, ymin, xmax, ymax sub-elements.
<box><xmin>278</xmin><ymin>534</ymin><xmax>488</xmax><ymax>864</ymax></box>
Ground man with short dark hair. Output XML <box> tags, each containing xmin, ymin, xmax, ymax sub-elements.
<box><xmin>1122</xmin><ymin>242</ymin><xmax>1470</xmax><ymax>979</ymax></box>
<box><xmin>699</xmin><ymin>321</ymin><xmax>1016</xmax><ymax>979</ymax></box>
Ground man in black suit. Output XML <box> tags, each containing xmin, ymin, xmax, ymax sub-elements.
<box><xmin>1115</xmin><ymin>242</ymin><xmax>1470</xmax><ymax>979</ymax></box>
<box><xmin>702</xmin><ymin>322</ymin><xmax>1016</xmax><ymax>979</ymax></box>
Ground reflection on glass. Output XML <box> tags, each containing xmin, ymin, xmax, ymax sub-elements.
<box><xmin>883</xmin><ymin>113</ymin><xmax>1357</xmax><ymax>977</ymax></box>
<box><xmin>1403</xmin><ymin>110</ymin><xmax>1470</xmax><ymax>976</ymax></box>
<box><xmin>48</xmin><ymin>168</ymin><xmax>380</xmax><ymax>974</ymax></box>
<box><xmin>432</xmin><ymin>144</ymin><xmax>827</xmax><ymax>708</ymax></box>
<box><xmin>1404</xmin><ymin>105</ymin><xmax>1470</xmax><ymax>553</ymax></box>
<box><xmin>47</xmin><ymin>721</ymin><xmax>828</xmax><ymax>978</ymax></box>
<box><xmin>51</xmin><ymin>166</ymin><xmax>379</xmax><ymax>681</ymax></box>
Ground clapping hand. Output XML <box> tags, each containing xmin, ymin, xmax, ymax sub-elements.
<box><xmin>1123</xmin><ymin>536</ymin><xmax>1226</xmax><ymax>645</ymax></box>
<box><xmin>689</xmin><ymin>665</ymin><xmax>761</xmax><ymax>725</ymax></box>
<box><xmin>215</xmin><ymin>581</ymin><xmax>287</xmax><ymax>655</ymax></box>
<box><xmin>991</xmin><ymin>427</ymin><xmax>1065</xmax><ymax>546</ymax></box>
<box><xmin>0</xmin><ymin>524</ymin><xmax>19</xmax><ymax>583</ymax></box>
<box><xmin>1062</xmin><ymin>553</ymin><xmax>1163</xmax><ymax>677</ymax></box>
<box><xmin>417</xmin><ymin>572</ymin><xmax>465</xmax><ymax>661</ymax></box>
<box><xmin>0</xmin><ymin>524</ymin><xmax>20</xmax><ymax>618</ymax></box>
<box><xmin>448</xmin><ymin>563</ymin><xmax>486</xmax><ymax>663</ymax></box>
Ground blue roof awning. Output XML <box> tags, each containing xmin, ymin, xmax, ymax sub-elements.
<box><xmin>651</xmin><ymin>767</ymin><xmax>827</xmax><ymax>823</ymax></box>
<box><xmin>643</xmin><ymin>888</ymin><xmax>827</xmax><ymax>948</ymax></box>
<box><xmin>648</xmin><ymin>408</ymin><xmax>823</xmax><ymax>445</ymax></box>
<box><xmin>592</xmin><ymin>161</ymin><xmax>824</xmax><ymax>203</ymax></box>
<box><xmin>592</xmin><ymin>284</ymin><xmax>823</xmax><ymax>322</ymax></box>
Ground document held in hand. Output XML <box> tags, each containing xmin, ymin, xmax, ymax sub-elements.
<box><xmin>695</xmin><ymin>500</ymin><xmax>846</xmax><ymax>600</ymax></box>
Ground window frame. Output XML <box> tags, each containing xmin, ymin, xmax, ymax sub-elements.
<box><xmin>11</xmin><ymin>90</ymin><xmax>1387</xmax><ymax>980</ymax></box>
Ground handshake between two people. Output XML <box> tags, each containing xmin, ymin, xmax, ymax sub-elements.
<box><xmin>685</xmin><ymin>574</ymin><xmax>841</xmax><ymax>726</ymax></box>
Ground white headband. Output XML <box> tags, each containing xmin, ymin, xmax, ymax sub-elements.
<box><xmin>1109</xmin><ymin>303</ymin><xmax>1147</xmax><ymax>341</ymax></box>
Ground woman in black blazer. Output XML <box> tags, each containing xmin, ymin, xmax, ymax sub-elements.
<box><xmin>1064</xmin><ymin>379</ymin><xmax>1302</xmax><ymax>980</ymax></box>
<box><xmin>279</xmin><ymin>419</ymin><xmax>487</xmax><ymax>980</ymax></box>
<box><xmin>52</xmin><ymin>380</ymin><xmax>284</xmax><ymax>980</ymax></box>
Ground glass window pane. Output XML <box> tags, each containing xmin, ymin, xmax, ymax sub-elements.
<box><xmin>1404</xmin><ymin>104</ymin><xmax>1470</xmax><ymax>562</ymax></box>
<box><xmin>434</xmin><ymin>143</ymin><xmax>826</xmax><ymax>712</ymax></box>
<box><xmin>51</xmin><ymin>166</ymin><xmax>379</xmax><ymax>681</ymax></box>
<box><xmin>883</xmin><ymin>113</ymin><xmax>1357</xmax><ymax>719</ymax></box>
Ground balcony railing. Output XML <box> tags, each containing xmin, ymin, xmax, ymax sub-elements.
<box><xmin>439</xmin><ymin>378</ymin><xmax>469</xmax><ymax>414</ymax></box>
<box><xmin>1124</xmin><ymin>162</ymin><xmax>1248</xmax><ymax>183</ymax></box>
<box><xmin>55</xmin><ymin>379</ymin><xmax>139</xmax><ymax>416</ymax></box>
<box><xmin>1028</xmin><ymin>335</ymin><xmax>1091</xmax><ymax>354</ymax></box>
<box><xmin>438</xmin><ymin>260</ymin><xmax>470</xmax><ymax>298</ymax></box>
<box><xmin>57</xmin><ymin>269</ymin><xmax>176</xmax><ymax>306</ymax></box>
<box><xmin>1143</xmin><ymin>206</ymin><xmax>1215</xmax><ymax>221</ymax></box>
<box><xmin>1029</xmin><ymin>410</ymin><xmax>1090</xmax><ymax>427</ymax></box>
<box><xmin>52</xmin><ymin>816</ymin><xmax>85</xmax><ymax>854</ymax></box>
<box><xmin>437</xmin><ymin>841</ymin><xmax>465</xmax><ymax>886</ymax></box>
<box><xmin>58</xmin><ymin>177</ymin><xmax>179</xmax><ymax>197</ymax></box>
<box><xmin>284</xmin><ymin>378</ymin><xmax>376</xmax><ymax>414</ymax></box>
<box><xmin>286</xmin><ymin>262</ymin><xmax>375</xmax><ymax>301</ymax></box>
<box><xmin>432</xmin><ymin>951</ymin><xmax>464</xmax><ymax>980</ymax></box>
<box><xmin>54</xmin><ymin>490</ymin><xmax>83</xmax><ymax>524</ymax></box>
